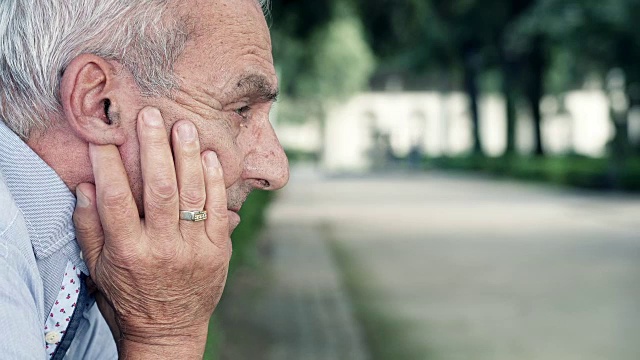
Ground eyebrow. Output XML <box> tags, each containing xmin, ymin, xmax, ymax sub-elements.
<box><xmin>235</xmin><ymin>73</ymin><xmax>279</xmax><ymax>102</ymax></box>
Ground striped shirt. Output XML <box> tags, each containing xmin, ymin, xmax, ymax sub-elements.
<box><xmin>0</xmin><ymin>121</ymin><xmax>117</xmax><ymax>359</ymax></box>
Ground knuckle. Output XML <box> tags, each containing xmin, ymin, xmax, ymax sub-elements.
<box><xmin>102</xmin><ymin>189</ymin><xmax>133</xmax><ymax>209</ymax></box>
<box><xmin>115</xmin><ymin>253</ymin><xmax>140</xmax><ymax>269</ymax></box>
<box><xmin>181</xmin><ymin>140</ymin><xmax>200</xmax><ymax>156</ymax></box>
<box><xmin>72</xmin><ymin>213</ymin><xmax>98</xmax><ymax>235</ymax></box>
<box><xmin>208</xmin><ymin>201</ymin><xmax>228</xmax><ymax>219</ymax></box>
<box><xmin>148</xmin><ymin>178</ymin><xmax>178</xmax><ymax>201</ymax></box>
<box><xmin>109</xmin><ymin>225</ymin><xmax>137</xmax><ymax>242</ymax></box>
<box><xmin>71</xmin><ymin>210</ymin><xmax>84</xmax><ymax>225</ymax></box>
<box><xmin>180</xmin><ymin>188</ymin><xmax>205</xmax><ymax>207</ymax></box>
<box><xmin>210</xmin><ymin>174</ymin><xmax>225</xmax><ymax>189</ymax></box>
<box><xmin>151</xmin><ymin>243</ymin><xmax>183</xmax><ymax>264</ymax></box>
<box><xmin>154</xmin><ymin>249</ymin><xmax>180</xmax><ymax>264</ymax></box>
<box><xmin>206</xmin><ymin>178</ymin><xmax>227</xmax><ymax>199</ymax></box>
<box><xmin>144</xmin><ymin>201</ymin><xmax>175</xmax><ymax>226</ymax></box>
<box><xmin>143</xmin><ymin>126</ymin><xmax>169</xmax><ymax>143</ymax></box>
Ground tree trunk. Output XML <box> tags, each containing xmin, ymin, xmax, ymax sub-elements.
<box><xmin>318</xmin><ymin>101</ymin><xmax>327</xmax><ymax>166</ymax></box>
<box><xmin>606</xmin><ymin>77</ymin><xmax>633</xmax><ymax>189</ymax></box>
<box><xmin>499</xmin><ymin>0</ymin><xmax>536</xmax><ymax>157</ymax></box>
<box><xmin>609</xmin><ymin>107</ymin><xmax>629</xmax><ymax>189</ymax></box>
<box><xmin>500</xmin><ymin>53</ymin><xmax>518</xmax><ymax>156</ymax></box>
<box><xmin>463</xmin><ymin>50</ymin><xmax>484</xmax><ymax>157</ymax></box>
<box><xmin>526</xmin><ymin>35</ymin><xmax>545</xmax><ymax>157</ymax></box>
<box><xmin>627</xmin><ymin>82</ymin><xmax>640</xmax><ymax>155</ymax></box>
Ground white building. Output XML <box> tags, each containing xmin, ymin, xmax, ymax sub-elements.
<box><xmin>274</xmin><ymin>90</ymin><xmax>632</xmax><ymax>172</ymax></box>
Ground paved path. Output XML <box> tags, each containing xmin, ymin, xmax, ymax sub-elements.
<box><xmin>218</xmin><ymin>172</ymin><xmax>369</xmax><ymax>360</ymax></box>
<box><xmin>265</xmin><ymin>168</ymin><xmax>640</xmax><ymax>360</ymax></box>
<box><xmin>262</xmin><ymin>223</ymin><xmax>369</xmax><ymax>360</ymax></box>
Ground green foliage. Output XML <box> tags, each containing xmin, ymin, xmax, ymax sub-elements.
<box><xmin>228</xmin><ymin>190</ymin><xmax>275</xmax><ymax>271</ymax></box>
<box><xmin>296</xmin><ymin>14</ymin><xmax>375</xmax><ymax>101</ymax></box>
<box><xmin>203</xmin><ymin>190</ymin><xmax>275</xmax><ymax>359</ymax></box>
<box><xmin>354</xmin><ymin>0</ymin><xmax>450</xmax><ymax>70</ymax></box>
<box><xmin>619</xmin><ymin>157</ymin><xmax>640</xmax><ymax>191</ymax></box>
<box><xmin>268</xmin><ymin>0</ymin><xmax>334</xmax><ymax>41</ymax></box>
<box><xmin>271</xmin><ymin>0</ymin><xmax>374</xmax><ymax>101</ymax></box>
<box><xmin>330</xmin><ymin>239</ymin><xmax>433</xmax><ymax>360</ymax></box>
<box><xmin>270</xmin><ymin>0</ymin><xmax>640</xmax><ymax>154</ymax></box>
<box><xmin>203</xmin><ymin>313</ymin><xmax>222</xmax><ymax>360</ymax></box>
<box><xmin>270</xmin><ymin>0</ymin><xmax>375</xmax><ymax>126</ymax></box>
<box><xmin>426</xmin><ymin>155</ymin><xmax>640</xmax><ymax>192</ymax></box>
<box><xmin>285</xmin><ymin>148</ymin><xmax>319</xmax><ymax>163</ymax></box>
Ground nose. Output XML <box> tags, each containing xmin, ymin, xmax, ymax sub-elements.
<box><xmin>243</xmin><ymin>122</ymin><xmax>289</xmax><ymax>191</ymax></box>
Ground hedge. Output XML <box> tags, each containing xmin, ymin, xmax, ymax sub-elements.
<box><xmin>424</xmin><ymin>155</ymin><xmax>640</xmax><ymax>192</ymax></box>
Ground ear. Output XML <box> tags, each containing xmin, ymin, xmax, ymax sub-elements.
<box><xmin>60</xmin><ymin>54</ymin><xmax>126</xmax><ymax>145</ymax></box>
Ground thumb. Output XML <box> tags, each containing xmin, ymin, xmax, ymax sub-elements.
<box><xmin>73</xmin><ymin>183</ymin><xmax>104</xmax><ymax>274</ymax></box>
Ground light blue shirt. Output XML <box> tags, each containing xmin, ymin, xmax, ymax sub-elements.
<box><xmin>0</xmin><ymin>121</ymin><xmax>117</xmax><ymax>359</ymax></box>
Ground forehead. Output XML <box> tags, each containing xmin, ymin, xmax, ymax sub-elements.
<box><xmin>173</xmin><ymin>0</ymin><xmax>276</xmax><ymax>93</ymax></box>
<box><xmin>184</xmin><ymin>0</ymin><xmax>268</xmax><ymax>39</ymax></box>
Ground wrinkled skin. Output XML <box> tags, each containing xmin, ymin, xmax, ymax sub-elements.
<box><xmin>116</xmin><ymin>0</ymin><xmax>289</xmax><ymax>229</ymax></box>
<box><xmin>66</xmin><ymin>0</ymin><xmax>289</xmax><ymax>358</ymax></box>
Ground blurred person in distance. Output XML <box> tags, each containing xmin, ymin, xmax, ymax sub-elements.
<box><xmin>0</xmin><ymin>0</ymin><xmax>288</xmax><ymax>358</ymax></box>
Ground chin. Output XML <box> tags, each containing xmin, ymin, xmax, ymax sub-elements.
<box><xmin>227</xmin><ymin>209</ymin><xmax>241</xmax><ymax>235</ymax></box>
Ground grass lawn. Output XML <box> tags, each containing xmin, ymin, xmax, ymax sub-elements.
<box><xmin>329</xmin><ymin>238</ymin><xmax>434</xmax><ymax>360</ymax></box>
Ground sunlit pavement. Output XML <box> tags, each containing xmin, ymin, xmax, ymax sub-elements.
<box><xmin>266</xmin><ymin>165</ymin><xmax>640</xmax><ymax>360</ymax></box>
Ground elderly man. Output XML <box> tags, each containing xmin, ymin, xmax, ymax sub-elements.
<box><xmin>0</xmin><ymin>0</ymin><xmax>288</xmax><ymax>358</ymax></box>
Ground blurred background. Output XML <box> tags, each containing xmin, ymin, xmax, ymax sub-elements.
<box><xmin>205</xmin><ymin>1</ymin><xmax>640</xmax><ymax>359</ymax></box>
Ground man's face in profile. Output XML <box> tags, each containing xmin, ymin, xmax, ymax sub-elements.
<box><xmin>114</xmin><ymin>0</ymin><xmax>288</xmax><ymax>233</ymax></box>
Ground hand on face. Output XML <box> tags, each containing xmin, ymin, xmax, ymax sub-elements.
<box><xmin>72</xmin><ymin>107</ymin><xmax>230</xmax><ymax>357</ymax></box>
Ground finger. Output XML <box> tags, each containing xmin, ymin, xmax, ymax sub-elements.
<box><xmin>172</xmin><ymin>121</ymin><xmax>206</xmax><ymax>225</ymax></box>
<box><xmin>202</xmin><ymin>151</ymin><xmax>230</xmax><ymax>252</ymax></box>
<box><xmin>89</xmin><ymin>144</ymin><xmax>141</xmax><ymax>248</ymax></box>
<box><xmin>138</xmin><ymin>107</ymin><xmax>180</xmax><ymax>233</ymax></box>
<box><xmin>73</xmin><ymin>183</ymin><xmax>103</xmax><ymax>273</ymax></box>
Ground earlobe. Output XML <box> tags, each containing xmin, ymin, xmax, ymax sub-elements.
<box><xmin>60</xmin><ymin>54</ymin><xmax>125</xmax><ymax>146</ymax></box>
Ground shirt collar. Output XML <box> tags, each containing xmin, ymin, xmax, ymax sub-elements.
<box><xmin>0</xmin><ymin>121</ymin><xmax>77</xmax><ymax>259</ymax></box>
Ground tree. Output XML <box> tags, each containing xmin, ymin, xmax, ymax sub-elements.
<box><xmin>355</xmin><ymin>0</ymin><xmax>490</xmax><ymax>156</ymax></box>
<box><xmin>269</xmin><ymin>0</ymin><xmax>375</xmax><ymax>157</ymax></box>
<box><xmin>354</xmin><ymin>0</ymin><xmax>546</xmax><ymax>157</ymax></box>
<box><xmin>523</xmin><ymin>0</ymin><xmax>640</xmax><ymax>157</ymax></box>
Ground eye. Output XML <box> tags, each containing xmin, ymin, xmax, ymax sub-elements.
<box><xmin>235</xmin><ymin>105</ymin><xmax>251</xmax><ymax>120</ymax></box>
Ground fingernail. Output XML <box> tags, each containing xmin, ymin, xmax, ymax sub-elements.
<box><xmin>143</xmin><ymin>108</ymin><xmax>163</xmax><ymax>128</ymax></box>
<box><xmin>76</xmin><ymin>188</ymin><xmax>90</xmax><ymax>208</ymax></box>
<box><xmin>178</xmin><ymin>122</ymin><xmax>196</xmax><ymax>143</ymax></box>
<box><xmin>205</xmin><ymin>151</ymin><xmax>220</xmax><ymax>168</ymax></box>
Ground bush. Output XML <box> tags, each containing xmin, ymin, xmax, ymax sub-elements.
<box><xmin>228</xmin><ymin>190</ymin><xmax>275</xmax><ymax>271</ymax></box>
<box><xmin>425</xmin><ymin>154</ymin><xmax>640</xmax><ymax>192</ymax></box>
<box><xmin>203</xmin><ymin>189</ymin><xmax>275</xmax><ymax>359</ymax></box>
<box><xmin>284</xmin><ymin>149</ymin><xmax>319</xmax><ymax>164</ymax></box>
<box><xmin>619</xmin><ymin>157</ymin><xmax>640</xmax><ymax>191</ymax></box>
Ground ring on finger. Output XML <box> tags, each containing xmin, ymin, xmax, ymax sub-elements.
<box><xmin>179</xmin><ymin>210</ymin><xmax>208</xmax><ymax>222</ymax></box>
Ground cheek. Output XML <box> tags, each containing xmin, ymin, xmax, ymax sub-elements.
<box><xmin>117</xmin><ymin>140</ymin><xmax>145</xmax><ymax>214</ymax></box>
<box><xmin>197</xmin><ymin>130</ymin><xmax>244</xmax><ymax>187</ymax></box>
<box><xmin>125</xmin><ymin>96</ymin><xmax>247</xmax><ymax>189</ymax></box>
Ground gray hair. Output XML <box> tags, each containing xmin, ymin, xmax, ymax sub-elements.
<box><xmin>0</xmin><ymin>0</ymin><xmax>270</xmax><ymax>139</ymax></box>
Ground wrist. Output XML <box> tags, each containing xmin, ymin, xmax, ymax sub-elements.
<box><xmin>117</xmin><ymin>324</ymin><xmax>209</xmax><ymax>359</ymax></box>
